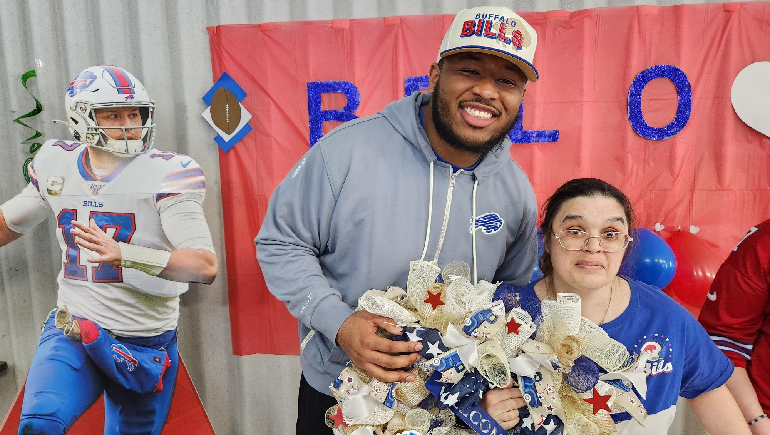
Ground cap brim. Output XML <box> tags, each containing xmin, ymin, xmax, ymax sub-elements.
<box><xmin>440</xmin><ymin>46</ymin><xmax>539</xmax><ymax>82</ymax></box>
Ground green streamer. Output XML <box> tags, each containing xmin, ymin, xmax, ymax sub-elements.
<box><xmin>14</xmin><ymin>70</ymin><xmax>44</xmax><ymax>182</ymax></box>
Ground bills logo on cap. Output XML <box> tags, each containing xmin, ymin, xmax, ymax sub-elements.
<box><xmin>459</xmin><ymin>15</ymin><xmax>530</xmax><ymax>51</ymax></box>
<box><xmin>439</xmin><ymin>7</ymin><xmax>539</xmax><ymax>82</ymax></box>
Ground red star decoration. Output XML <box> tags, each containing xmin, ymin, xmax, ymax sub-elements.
<box><xmin>330</xmin><ymin>406</ymin><xmax>347</xmax><ymax>429</ymax></box>
<box><xmin>506</xmin><ymin>316</ymin><xmax>523</xmax><ymax>334</ymax></box>
<box><xmin>424</xmin><ymin>289</ymin><xmax>445</xmax><ymax>310</ymax></box>
<box><xmin>584</xmin><ymin>388</ymin><xmax>613</xmax><ymax>414</ymax></box>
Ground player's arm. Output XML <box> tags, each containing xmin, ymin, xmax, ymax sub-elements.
<box><xmin>156</xmin><ymin>197</ymin><xmax>217</xmax><ymax>284</ymax></box>
<box><xmin>0</xmin><ymin>182</ymin><xmax>51</xmax><ymax>247</ymax></box>
<box><xmin>0</xmin><ymin>210</ymin><xmax>23</xmax><ymax>246</ymax></box>
<box><xmin>157</xmin><ymin>247</ymin><xmax>217</xmax><ymax>284</ymax></box>
<box><xmin>71</xmin><ymin>197</ymin><xmax>217</xmax><ymax>284</ymax></box>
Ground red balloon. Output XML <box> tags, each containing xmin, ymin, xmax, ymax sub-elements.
<box><xmin>658</xmin><ymin>230</ymin><xmax>723</xmax><ymax>315</ymax></box>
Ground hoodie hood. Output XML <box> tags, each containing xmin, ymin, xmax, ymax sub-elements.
<box><xmin>378</xmin><ymin>91</ymin><xmax>515</xmax><ymax>184</ymax></box>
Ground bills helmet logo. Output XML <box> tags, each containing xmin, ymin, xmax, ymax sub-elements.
<box><xmin>641</xmin><ymin>341</ymin><xmax>663</xmax><ymax>361</ymax></box>
<box><xmin>471</xmin><ymin>212</ymin><xmax>504</xmax><ymax>234</ymax></box>
<box><xmin>635</xmin><ymin>334</ymin><xmax>674</xmax><ymax>376</ymax></box>
<box><xmin>112</xmin><ymin>344</ymin><xmax>139</xmax><ymax>372</ymax></box>
<box><xmin>67</xmin><ymin>71</ymin><xmax>98</xmax><ymax>97</ymax></box>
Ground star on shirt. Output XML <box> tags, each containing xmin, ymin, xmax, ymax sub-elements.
<box><xmin>426</xmin><ymin>340</ymin><xmax>444</xmax><ymax>357</ymax></box>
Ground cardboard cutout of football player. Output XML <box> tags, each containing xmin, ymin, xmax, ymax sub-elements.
<box><xmin>0</xmin><ymin>65</ymin><xmax>218</xmax><ymax>435</ymax></box>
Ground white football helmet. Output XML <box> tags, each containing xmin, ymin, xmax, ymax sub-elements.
<box><xmin>62</xmin><ymin>65</ymin><xmax>155</xmax><ymax>155</ymax></box>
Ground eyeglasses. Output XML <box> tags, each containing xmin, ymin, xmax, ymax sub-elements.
<box><xmin>553</xmin><ymin>229</ymin><xmax>633</xmax><ymax>253</ymax></box>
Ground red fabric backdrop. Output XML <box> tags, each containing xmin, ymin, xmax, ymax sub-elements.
<box><xmin>208</xmin><ymin>3</ymin><xmax>770</xmax><ymax>356</ymax></box>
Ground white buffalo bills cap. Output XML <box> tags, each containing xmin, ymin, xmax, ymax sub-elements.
<box><xmin>438</xmin><ymin>6</ymin><xmax>539</xmax><ymax>82</ymax></box>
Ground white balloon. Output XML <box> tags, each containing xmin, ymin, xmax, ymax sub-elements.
<box><xmin>731</xmin><ymin>62</ymin><xmax>770</xmax><ymax>138</ymax></box>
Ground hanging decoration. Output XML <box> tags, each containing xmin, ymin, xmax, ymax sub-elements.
<box><xmin>13</xmin><ymin>70</ymin><xmax>44</xmax><ymax>182</ymax></box>
<box><xmin>731</xmin><ymin>62</ymin><xmax>770</xmax><ymax>138</ymax></box>
<box><xmin>201</xmin><ymin>72</ymin><xmax>252</xmax><ymax>152</ymax></box>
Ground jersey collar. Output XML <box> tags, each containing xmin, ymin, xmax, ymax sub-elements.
<box><xmin>77</xmin><ymin>147</ymin><xmax>136</xmax><ymax>182</ymax></box>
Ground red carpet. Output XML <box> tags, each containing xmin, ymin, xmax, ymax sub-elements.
<box><xmin>1</xmin><ymin>356</ymin><xmax>215</xmax><ymax>435</ymax></box>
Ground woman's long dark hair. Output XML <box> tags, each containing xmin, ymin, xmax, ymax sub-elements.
<box><xmin>539</xmin><ymin>178</ymin><xmax>636</xmax><ymax>278</ymax></box>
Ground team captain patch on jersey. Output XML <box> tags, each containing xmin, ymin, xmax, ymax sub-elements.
<box><xmin>26</xmin><ymin>139</ymin><xmax>207</xmax><ymax>336</ymax></box>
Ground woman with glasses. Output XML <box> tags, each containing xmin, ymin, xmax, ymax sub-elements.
<box><xmin>481</xmin><ymin>178</ymin><xmax>748</xmax><ymax>434</ymax></box>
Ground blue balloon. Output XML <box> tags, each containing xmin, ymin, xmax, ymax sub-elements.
<box><xmin>530</xmin><ymin>228</ymin><xmax>545</xmax><ymax>283</ymax></box>
<box><xmin>619</xmin><ymin>228</ymin><xmax>677</xmax><ymax>289</ymax></box>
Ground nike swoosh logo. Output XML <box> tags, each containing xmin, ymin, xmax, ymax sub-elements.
<box><xmin>706</xmin><ymin>291</ymin><xmax>717</xmax><ymax>301</ymax></box>
<box><xmin>181</xmin><ymin>160</ymin><xmax>192</xmax><ymax>168</ymax></box>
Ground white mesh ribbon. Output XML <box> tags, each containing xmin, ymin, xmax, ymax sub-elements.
<box><xmin>443</xmin><ymin>278</ymin><xmax>475</xmax><ymax>314</ymax></box>
<box><xmin>408</xmin><ymin>260</ymin><xmax>441</xmax><ymax>317</ymax></box>
<box><xmin>405</xmin><ymin>409</ymin><xmax>432</xmax><ymax>434</ymax></box>
<box><xmin>540</xmin><ymin>293</ymin><xmax>582</xmax><ymax>335</ymax></box>
<box><xmin>476</xmin><ymin>340</ymin><xmax>511</xmax><ymax>388</ymax></box>
<box><xmin>466</xmin><ymin>280</ymin><xmax>498</xmax><ymax>312</ymax></box>
<box><xmin>501</xmin><ymin>307</ymin><xmax>537</xmax><ymax>357</ymax></box>
<box><xmin>576</xmin><ymin>318</ymin><xmax>630</xmax><ymax>373</ymax></box>
<box><xmin>443</xmin><ymin>277</ymin><xmax>497</xmax><ymax>314</ymax></box>
<box><xmin>383</xmin><ymin>286</ymin><xmax>410</xmax><ymax>305</ymax></box>
<box><xmin>358</xmin><ymin>289</ymin><xmax>419</xmax><ymax>325</ymax></box>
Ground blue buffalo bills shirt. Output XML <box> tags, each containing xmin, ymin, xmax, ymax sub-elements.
<box><xmin>494</xmin><ymin>277</ymin><xmax>733</xmax><ymax>434</ymax></box>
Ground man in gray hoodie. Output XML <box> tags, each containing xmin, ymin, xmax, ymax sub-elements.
<box><xmin>256</xmin><ymin>6</ymin><xmax>540</xmax><ymax>433</ymax></box>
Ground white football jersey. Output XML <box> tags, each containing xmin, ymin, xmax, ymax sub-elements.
<box><xmin>24</xmin><ymin>139</ymin><xmax>207</xmax><ymax>336</ymax></box>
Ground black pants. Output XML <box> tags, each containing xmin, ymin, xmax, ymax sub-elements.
<box><xmin>296</xmin><ymin>374</ymin><xmax>337</xmax><ymax>435</ymax></box>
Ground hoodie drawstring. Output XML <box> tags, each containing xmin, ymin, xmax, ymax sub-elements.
<box><xmin>472</xmin><ymin>178</ymin><xmax>479</xmax><ymax>285</ymax></box>
<box><xmin>420</xmin><ymin>160</ymin><xmax>435</xmax><ymax>262</ymax></box>
<box><xmin>420</xmin><ymin>163</ymin><xmax>479</xmax><ymax>285</ymax></box>
<box><xmin>432</xmin><ymin>167</ymin><xmax>461</xmax><ymax>263</ymax></box>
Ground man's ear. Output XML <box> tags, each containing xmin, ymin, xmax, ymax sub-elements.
<box><xmin>428</xmin><ymin>63</ymin><xmax>441</xmax><ymax>93</ymax></box>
